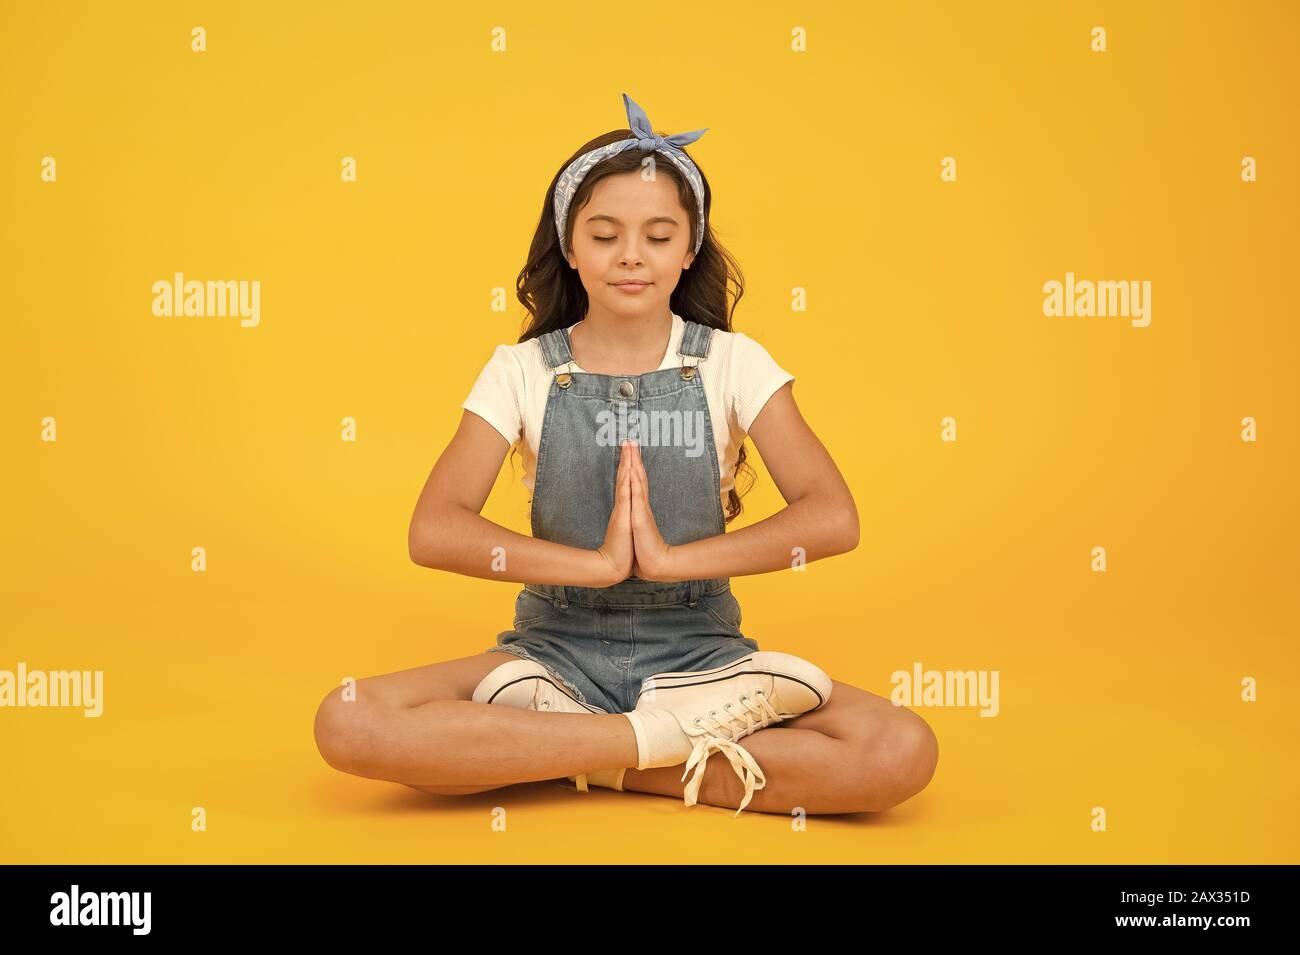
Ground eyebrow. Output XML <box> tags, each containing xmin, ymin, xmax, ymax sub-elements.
<box><xmin>585</xmin><ymin>214</ymin><xmax>679</xmax><ymax>226</ymax></box>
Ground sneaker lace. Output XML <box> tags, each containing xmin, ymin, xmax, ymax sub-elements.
<box><xmin>679</xmin><ymin>688</ymin><xmax>782</xmax><ymax>817</ymax></box>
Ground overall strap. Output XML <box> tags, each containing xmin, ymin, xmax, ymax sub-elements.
<box><xmin>538</xmin><ymin>326</ymin><xmax>577</xmax><ymax>370</ymax></box>
<box><xmin>540</xmin><ymin>318</ymin><xmax>714</xmax><ymax>383</ymax></box>
<box><xmin>677</xmin><ymin>320</ymin><xmax>716</xmax><ymax>360</ymax></box>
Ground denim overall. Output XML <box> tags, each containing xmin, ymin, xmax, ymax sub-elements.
<box><xmin>485</xmin><ymin>318</ymin><xmax>760</xmax><ymax>714</ymax></box>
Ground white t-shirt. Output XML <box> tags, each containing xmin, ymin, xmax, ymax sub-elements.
<box><xmin>460</xmin><ymin>311</ymin><xmax>794</xmax><ymax>501</ymax></box>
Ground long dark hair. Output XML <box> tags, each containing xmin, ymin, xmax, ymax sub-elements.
<box><xmin>509</xmin><ymin>128</ymin><xmax>756</xmax><ymax>523</ymax></box>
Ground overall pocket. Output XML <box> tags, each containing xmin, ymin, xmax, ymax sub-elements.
<box><xmin>699</xmin><ymin>589</ymin><xmax>743</xmax><ymax>634</ymax></box>
<box><xmin>513</xmin><ymin>589</ymin><xmax>560</xmax><ymax>630</ymax></box>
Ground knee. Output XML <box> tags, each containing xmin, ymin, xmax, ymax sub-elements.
<box><xmin>846</xmin><ymin>708</ymin><xmax>939</xmax><ymax>813</ymax></box>
<box><xmin>313</xmin><ymin>686</ymin><xmax>384</xmax><ymax>776</ymax></box>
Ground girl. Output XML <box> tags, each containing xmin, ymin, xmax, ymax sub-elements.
<box><xmin>314</xmin><ymin>94</ymin><xmax>938</xmax><ymax>816</ymax></box>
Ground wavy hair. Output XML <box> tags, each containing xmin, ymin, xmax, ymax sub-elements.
<box><xmin>508</xmin><ymin>128</ymin><xmax>756</xmax><ymax>523</ymax></box>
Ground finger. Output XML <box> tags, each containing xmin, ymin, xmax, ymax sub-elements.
<box><xmin>623</xmin><ymin>448</ymin><xmax>633</xmax><ymax>500</ymax></box>
<box><xmin>632</xmin><ymin>446</ymin><xmax>649</xmax><ymax>507</ymax></box>
<box><xmin>628</xmin><ymin>455</ymin><xmax>645</xmax><ymax>526</ymax></box>
<box><xmin>610</xmin><ymin>443</ymin><xmax>628</xmax><ymax>520</ymax></box>
<box><xmin>620</xmin><ymin>441</ymin><xmax>634</xmax><ymax>493</ymax></box>
<box><xmin>621</xmin><ymin>442</ymin><xmax>633</xmax><ymax>503</ymax></box>
<box><xmin>633</xmin><ymin>439</ymin><xmax>648</xmax><ymax>485</ymax></box>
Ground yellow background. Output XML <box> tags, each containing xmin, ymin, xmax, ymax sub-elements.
<box><xmin>2</xmin><ymin>0</ymin><xmax>1296</xmax><ymax>863</ymax></box>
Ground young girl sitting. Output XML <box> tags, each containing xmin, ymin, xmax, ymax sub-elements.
<box><xmin>313</xmin><ymin>93</ymin><xmax>939</xmax><ymax>817</ymax></box>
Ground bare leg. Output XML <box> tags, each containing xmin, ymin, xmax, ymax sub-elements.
<box><xmin>619</xmin><ymin>680</ymin><xmax>939</xmax><ymax>815</ymax></box>
<box><xmin>315</xmin><ymin>657</ymin><xmax>937</xmax><ymax>813</ymax></box>
<box><xmin>313</xmin><ymin>651</ymin><xmax>638</xmax><ymax>790</ymax></box>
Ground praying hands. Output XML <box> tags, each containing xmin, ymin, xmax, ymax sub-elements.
<box><xmin>596</xmin><ymin>439</ymin><xmax>678</xmax><ymax>584</ymax></box>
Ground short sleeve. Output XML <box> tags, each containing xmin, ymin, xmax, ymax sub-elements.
<box><xmin>730</xmin><ymin>332</ymin><xmax>795</xmax><ymax>433</ymax></box>
<box><xmin>460</xmin><ymin>344</ymin><xmax>524</xmax><ymax>446</ymax></box>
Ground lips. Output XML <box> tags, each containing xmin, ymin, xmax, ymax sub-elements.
<box><xmin>613</xmin><ymin>281</ymin><xmax>651</xmax><ymax>287</ymax></box>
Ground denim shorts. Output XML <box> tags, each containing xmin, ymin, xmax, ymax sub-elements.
<box><xmin>485</xmin><ymin>579</ymin><xmax>761</xmax><ymax>714</ymax></box>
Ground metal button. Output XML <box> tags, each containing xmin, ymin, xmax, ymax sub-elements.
<box><xmin>618</xmin><ymin>380</ymin><xmax>634</xmax><ymax>397</ymax></box>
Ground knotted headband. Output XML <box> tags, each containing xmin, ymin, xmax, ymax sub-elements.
<box><xmin>553</xmin><ymin>92</ymin><xmax>709</xmax><ymax>260</ymax></box>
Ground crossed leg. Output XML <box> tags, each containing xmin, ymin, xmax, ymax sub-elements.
<box><xmin>313</xmin><ymin>651</ymin><xmax>637</xmax><ymax>791</ymax></box>
<box><xmin>620</xmin><ymin>679</ymin><xmax>939</xmax><ymax>814</ymax></box>
<box><xmin>313</xmin><ymin>651</ymin><xmax>938</xmax><ymax>815</ymax></box>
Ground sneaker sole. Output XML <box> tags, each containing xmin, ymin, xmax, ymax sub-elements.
<box><xmin>637</xmin><ymin>652</ymin><xmax>831</xmax><ymax>709</ymax></box>
<box><xmin>476</xmin><ymin>663</ymin><xmax>608</xmax><ymax>714</ymax></box>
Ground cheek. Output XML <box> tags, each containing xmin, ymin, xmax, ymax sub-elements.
<box><xmin>576</xmin><ymin>242</ymin><xmax>616</xmax><ymax>268</ymax></box>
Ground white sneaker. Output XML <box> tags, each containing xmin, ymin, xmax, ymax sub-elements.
<box><xmin>472</xmin><ymin>657</ymin><xmax>619</xmax><ymax>793</ymax></box>
<box><xmin>625</xmin><ymin>651</ymin><xmax>832</xmax><ymax>817</ymax></box>
<box><xmin>557</xmin><ymin>767</ymin><xmax>627</xmax><ymax>793</ymax></box>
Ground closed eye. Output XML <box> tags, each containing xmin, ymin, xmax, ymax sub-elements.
<box><xmin>594</xmin><ymin>236</ymin><xmax>672</xmax><ymax>243</ymax></box>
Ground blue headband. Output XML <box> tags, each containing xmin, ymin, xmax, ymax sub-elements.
<box><xmin>553</xmin><ymin>93</ymin><xmax>709</xmax><ymax>260</ymax></box>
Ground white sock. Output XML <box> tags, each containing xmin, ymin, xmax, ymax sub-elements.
<box><xmin>622</xmin><ymin>709</ymin><xmax>690</xmax><ymax>770</ymax></box>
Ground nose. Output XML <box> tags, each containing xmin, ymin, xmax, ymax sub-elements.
<box><xmin>616</xmin><ymin>236</ymin><xmax>645</xmax><ymax>266</ymax></box>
